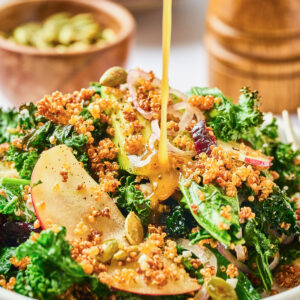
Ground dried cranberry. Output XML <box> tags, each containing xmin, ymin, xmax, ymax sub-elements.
<box><xmin>192</xmin><ymin>120</ymin><xmax>217</xmax><ymax>155</ymax></box>
<box><xmin>0</xmin><ymin>221</ymin><xmax>40</xmax><ymax>247</ymax></box>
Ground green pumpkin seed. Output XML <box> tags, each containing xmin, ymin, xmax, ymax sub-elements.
<box><xmin>100</xmin><ymin>66</ymin><xmax>128</xmax><ymax>87</ymax></box>
<box><xmin>112</xmin><ymin>250</ymin><xmax>128</xmax><ymax>261</ymax></box>
<box><xmin>98</xmin><ymin>239</ymin><xmax>119</xmax><ymax>263</ymax></box>
<box><xmin>125</xmin><ymin>212</ymin><xmax>144</xmax><ymax>245</ymax></box>
<box><xmin>205</xmin><ymin>276</ymin><xmax>238</xmax><ymax>300</ymax></box>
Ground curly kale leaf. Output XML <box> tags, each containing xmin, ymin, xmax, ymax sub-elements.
<box><xmin>14</xmin><ymin>227</ymin><xmax>109</xmax><ymax>300</ymax></box>
<box><xmin>188</xmin><ymin>228</ymin><xmax>212</xmax><ymax>245</ymax></box>
<box><xmin>0</xmin><ymin>177</ymin><xmax>35</xmax><ymax>222</ymax></box>
<box><xmin>251</xmin><ymin>188</ymin><xmax>299</xmax><ymax>236</ymax></box>
<box><xmin>244</xmin><ymin>220</ymin><xmax>278</xmax><ymax>292</ymax></box>
<box><xmin>5</xmin><ymin>121</ymin><xmax>88</xmax><ymax>178</ymax></box>
<box><xmin>18</xmin><ymin>103</ymin><xmax>42</xmax><ymax>130</ymax></box>
<box><xmin>267</xmin><ymin>143</ymin><xmax>300</xmax><ymax>196</ymax></box>
<box><xmin>166</xmin><ymin>206</ymin><xmax>190</xmax><ymax>238</ymax></box>
<box><xmin>189</xmin><ymin>87</ymin><xmax>263</xmax><ymax>142</ymax></box>
<box><xmin>117</xmin><ymin>176</ymin><xmax>151</xmax><ymax>227</ymax></box>
<box><xmin>279</xmin><ymin>239</ymin><xmax>300</xmax><ymax>265</ymax></box>
<box><xmin>0</xmin><ymin>247</ymin><xmax>16</xmax><ymax>275</ymax></box>
<box><xmin>80</xmin><ymin>108</ymin><xmax>107</xmax><ymax>144</ymax></box>
<box><xmin>5</xmin><ymin>147</ymin><xmax>39</xmax><ymax>180</ymax></box>
<box><xmin>0</xmin><ymin>108</ymin><xmax>19</xmax><ymax>143</ymax></box>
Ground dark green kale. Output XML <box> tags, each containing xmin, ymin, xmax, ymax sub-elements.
<box><xmin>189</xmin><ymin>87</ymin><xmax>263</xmax><ymax>142</ymax></box>
<box><xmin>250</xmin><ymin>188</ymin><xmax>299</xmax><ymax>236</ymax></box>
<box><xmin>90</xmin><ymin>82</ymin><xmax>103</xmax><ymax>96</ymax></box>
<box><xmin>0</xmin><ymin>247</ymin><xmax>16</xmax><ymax>275</ymax></box>
<box><xmin>14</xmin><ymin>227</ymin><xmax>109</xmax><ymax>300</ymax></box>
<box><xmin>5</xmin><ymin>147</ymin><xmax>39</xmax><ymax>180</ymax></box>
<box><xmin>166</xmin><ymin>206</ymin><xmax>191</xmax><ymax>238</ymax></box>
<box><xmin>180</xmin><ymin>177</ymin><xmax>242</xmax><ymax>246</ymax></box>
<box><xmin>279</xmin><ymin>239</ymin><xmax>300</xmax><ymax>265</ymax></box>
<box><xmin>117</xmin><ymin>176</ymin><xmax>151</xmax><ymax>227</ymax></box>
<box><xmin>5</xmin><ymin>120</ymin><xmax>89</xmax><ymax>178</ymax></box>
<box><xmin>80</xmin><ymin>108</ymin><xmax>107</xmax><ymax>143</ymax></box>
<box><xmin>207</xmin><ymin>246</ymin><xmax>260</xmax><ymax>300</ymax></box>
<box><xmin>266</xmin><ymin>143</ymin><xmax>300</xmax><ymax>196</ymax></box>
<box><xmin>188</xmin><ymin>228</ymin><xmax>212</xmax><ymax>245</ymax></box>
<box><xmin>18</xmin><ymin>103</ymin><xmax>41</xmax><ymax>130</ymax></box>
<box><xmin>176</xmin><ymin>245</ymin><xmax>204</xmax><ymax>285</ymax></box>
<box><xmin>244</xmin><ymin>220</ymin><xmax>279</xmax><ymax>292</ymax></box>
<box><xmin>0</xmin><ymin>177</ymin><xmax>35</xmax><ymax>222</ymax></box>
<box><xmin>0</xmin><ymin>108</ymin><xmax>18</xmax><ymax>143</ymax></box>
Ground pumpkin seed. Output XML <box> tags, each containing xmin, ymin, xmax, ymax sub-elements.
<box><xmin>125</xmin><ymin>212</ymin><xmax>144</xmax><ymax>245</ymax></box>
<box><xmin>98</xmin><ymin>239</ymin><xmax>119</xmax><ymax>263</ymax></box>
<box><xmin>205</xmin><ymin>276</ymin><xmax>238</xmax><ymax>300</ymax></box>
<box><xmin>100</xmin><ymin>66</ymin><xmax>128</xmax><ymax>87</ymax></box>
<box><xmin>112</xmin><ymin>250</ymin><xmax>128</xmax><ymax>261</ymax></box>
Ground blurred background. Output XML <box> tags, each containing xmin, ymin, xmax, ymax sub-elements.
<box><xmin>0</xmin><ymin>0</ymin><xmax>299</xmax><ymax>114</ymax></box>
<box><xmin>0</xmin><ymin>0</ymin><xmax>208</xmax><ymax>107</ymax></box>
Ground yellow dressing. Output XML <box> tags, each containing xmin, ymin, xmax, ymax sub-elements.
<box><xmin>136</xmin><ymin>0</ymin><xmax>176</xmax><ymax>206</ymax></box>
<box><xmin>158</xmin><ymin>0</ymin><xmax>172</xmax><ymax>168</ymax></box>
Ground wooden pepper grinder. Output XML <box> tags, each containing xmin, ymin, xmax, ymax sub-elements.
<box><xmin>205</xmin><ymin>0</ymin><xmax>300</xmax><ymax>113</ymax></box>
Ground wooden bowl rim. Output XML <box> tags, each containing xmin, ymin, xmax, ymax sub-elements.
<box><xmin>0</xmin><ymin>0</ymin><xmax>136</xmax><ymax>57</ymax></box>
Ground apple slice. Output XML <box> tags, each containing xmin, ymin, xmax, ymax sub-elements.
<box><xmin>31</xmin><ymin>145</ymin><xmax>126</xmax><ymax>241</ymax></box>
<box><xmin>31</xmin><ymin>145</ymin><xmax>200</xmax><ymax>295</ymax></box>
<box><xmin>218</xmin><ymin>141</ymin><xmax>272</xmax><ymax>167</ymax></box>
<box><xmin>105</xmin><ymin>257</ymin><xmax>200</xmax><ymax>295</ymax></box>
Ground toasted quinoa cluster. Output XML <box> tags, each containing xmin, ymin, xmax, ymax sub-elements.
<box><xmin>274</xmin><ymin>265</ymin><xmax>300</xmax><ymax>289</ymax></box>
<box><xmin>183</xmin><ymin>145</ymin><xmax>275</xmax><ymax>199</ymax></box>
<box><xmin>188</xmin><ymin>95</ymin><xmax>216</xmax><ymax>111</ymax></box>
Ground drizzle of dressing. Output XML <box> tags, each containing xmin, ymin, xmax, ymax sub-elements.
<box><xmin>151</xmin><ymin>0</ymin><xmax>175</xmax><ymax>206</ymax></box>
<box><xmin>135</xmin><ymin>0</ymin><xmax>177</xmax><ymax>208</ymax></box>
<box><xmin>158</xmin><ymin>0</ymin><xmax>172</xmax><ymax>168</ymax></box>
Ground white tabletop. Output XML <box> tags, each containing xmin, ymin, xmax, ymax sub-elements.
<box><xmin>0</xmin><ymin>0</ymin><xmax>209</xmax><ymax>108</ymax></box>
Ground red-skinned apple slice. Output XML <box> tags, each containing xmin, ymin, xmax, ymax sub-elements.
<box><xmin>31</xmin><ymin>145</ymin><xmax>200</xmax><ymax>295</ymax></box>
<box><xmin>31</xmin><ymin>145</ymin><xmax>126</xmax><ymax>241</ymax></box>
<box><xmin>218</xmin><ymin>141</ymin><xmax>272</xmax><ymax>167</ymax></box>
<box><xmin>105</xmin><ymin>257</ymin><xmax>200</xmax><ymax>295</ymax></box>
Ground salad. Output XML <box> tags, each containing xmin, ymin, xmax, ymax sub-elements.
<box><xmin>0</xmin><ymin>66</ymin><xmax>299</xmax><ymax>300</ymax></box>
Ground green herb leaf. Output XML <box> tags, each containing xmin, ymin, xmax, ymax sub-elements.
<box><xmin>0</xmin><ymin>247</ymin><xmax>16</xmax><ymax>275</ymax></box>
<box><xmin>117</xmin><ymin>176</ymin><xmax>151</xmax><ymax>227</ymax></box>
<box><xmin>14</xmin><ymin>227</ymin><xmax>110</xmax><ymax>300</ymax></box>
<box><xmin>180</xmin><ymin>178</ymin><xmax>242</xmax><ymax>246</ymax></box>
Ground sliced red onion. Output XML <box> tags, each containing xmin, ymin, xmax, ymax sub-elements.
<box><xmin>127</xmin><ymin>69</ymin><xmax>154</xmax><ymax>120</ymax></box>
<box><xmin>168</xmin><ymin>142</ymin><xmax>197</xmax><ymax>157</ymax></box>
<box><xmin>226</xmin><ymin>278</ymin><xmax>238</xmax><ymax>289</ymax></box>
<box><xmin>194</xmin><ymin>286</ymin><xmax>209</xmax><ymax>300</ymax></box>
<box><xmin>168</xmin><ymin>102</ymin><xmax>188</xmax><ymax>112</ymax></box>
<box><xmin>169</xmin><ymin>88</ymin><xmax>189</xmax><ymax>102</ymax></box>
<box><xmin>235</xmin><ymin>244</ymin><xmax>246</xmax><ymax>262</ymax></box>
<box><xmin>269</xmin><ymin>252</ymin><xmax>280</xmax><ymax>271</ymax></box>
<box><xmin>128</xmin><ymin>150</ymin><xmax>157</xmax><ymax>169</ymax></box>
<box><xmin>177</xmin><ymin>238</ymin><xmax>217</xmax><ymax>270</ymax></box>
<box><xmin>127</xmin><ymin>69</ymin><xmax>190</xmax><ymax>121</ymax></box>
<box><xmin>178</xmin><ymin>104</ymin><xmax>194</xmax><ymax>133</ymax></box>
<box><xmin>217</xmin><ymin>243</ymin><xmax>252</xmax><ymax>274</ymax></box>
<box><xmin>193</xmin><ymin>106</ymin><xmax>204</xmax><ymax>122</ymax></box>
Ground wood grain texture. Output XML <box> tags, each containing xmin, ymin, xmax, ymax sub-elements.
<box><xmin>0</xmin><ymin>0</ymin><xmax>135</xmax><ymax>105</ymax></box>
<box><xmin>205</xmin><ymin>0</ymin><xmax>300</xmax><ymax>113</ymax></box>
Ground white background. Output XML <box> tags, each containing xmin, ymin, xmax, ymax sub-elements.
<box><xmin>0</xmin><ymin>0</ymin><xmax>209</xmax><ymax>107</ymax></box>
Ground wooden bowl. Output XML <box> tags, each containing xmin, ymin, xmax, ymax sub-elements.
<box><xmin>205</xmin><ymin>0</ymin><xmax>300</xmax><ymax>113</ymax></box>
<box><xmin>0</xmin><ymin>0</ymin><xmax>135</xmax><ymax>105</ymax></box>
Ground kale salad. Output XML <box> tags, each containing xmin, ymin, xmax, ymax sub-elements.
<box><xmin>0</xmin><ymin>67</ymin><xmax>299</xmax><ymax>300</ymax></box>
